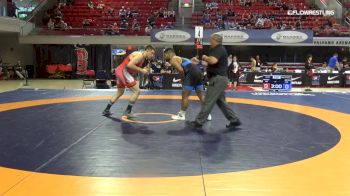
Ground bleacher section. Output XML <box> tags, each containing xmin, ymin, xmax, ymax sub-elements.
<box><xmin>46</xmin><ymin>0</ymin><xmax>174</xmax><ymax>35</ymax></box>
<box><xmin>192</xmin><ymin>0</ymin><xmax>349</xmax><ymax>37</ymax></box>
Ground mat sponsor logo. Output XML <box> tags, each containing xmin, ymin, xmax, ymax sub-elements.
<box><xmin>251</xmin><ymin>92</ymin><xmax>315</xmax><ymax>96</ymax></box>
<box><xmin>214</xmin><ymin>30</ymin><xmax>249</xmax><ymax>43</ymax></box>
<box><xmin>155</xmin><ymin>30</ymin><xmax>191</xmax><ymax>42</ymax></box>
<box><xmin>271</xmin><ymin>31</ymin><xmax>308</xmax><ymax>43</ymax></box>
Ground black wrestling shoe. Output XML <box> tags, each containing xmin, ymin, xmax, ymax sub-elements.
<box><xmin>102</xmin><ymin>109</ymin><xmax>112</xmax><ymax>116</ymax></box>
<box><xmin>226</xmin><ymin>119</ymin><xmax>242</xmax><ymax>128</ymax></box>
<box><xmin>186</xmin><ymin>121</ymin><xmax>203</xmax><ymax>129</ymax></box>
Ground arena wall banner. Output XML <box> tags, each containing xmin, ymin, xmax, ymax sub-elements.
<box><xmin>148</xmin><ymin>73</ymin><xmax>345</xmax><ymax>89</ymax></box>
<box><xmin>151</xmin><ymin>29</ymin><xmax>313</xmax><ymax>44</ymax></box>
<box><xmin>313</xmin><ymin>37</ymin><xmax>350</xmax><ymax>46</ymax></box>
<box><xmin>239</xmin><ymin>72</ymin><xmax>344</xmax><ymax>87</ymax></box>
<box><xmin>149</xmin><ymin>73</ymin><xmax>183</xmax><ymax>89</ymax></box>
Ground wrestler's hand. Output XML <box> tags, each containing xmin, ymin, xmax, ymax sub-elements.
<box><xmin>202</xmin><ymin>55</ymin><xmax>209</xmax><ymax>61</ymax></box>
<box><xmin>191</xmin><ymin>57</ymin><xmax>200</xmax><ymax>65</ymax></box>
<box><xmin>142</xmin><ymin>67</ymin><xmax>150</xmax><ymax>75</ymax></box>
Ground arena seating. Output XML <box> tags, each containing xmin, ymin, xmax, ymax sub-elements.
<box><xmin>193</xmin><ymin>0</ymin><xmax>350</xmax><ymax>37</ymax></box>
<box><xmin>48</xmin><ymin>0</ymin><xmax>173</xmax><ymax>35</ymax></box>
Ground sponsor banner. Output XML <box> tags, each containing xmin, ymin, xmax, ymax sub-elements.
<box><xmin>324</xmin><ymin>74</ymin><xmax>340</xmax><ymax>85</ymax></box>
<box><xmin>270</xmin><ymin>31</ymin><xmax>309</xmax><ymax>44</ymax></box>
<box><xmin>149</xmin><ymin>74</ymin><xmax>182</xmax><ymax>89</ymax></box>
<box><xmin>153</xmin><ymin>30</ymin><xmax>192</xmax><ymax>43</ymax></box>
<box><xmin>215</xmin><ymin>30</ymin><xmax>250</xmax><ymax>43</ymax></box>
<box><xmin>243</xmin><ymin>73</ymin><xmax>305</xmax><ymax>86</ymax></box>
<box><xmin>316</xmin><ymin>73</ymin><xmax>342</xmax><ymax>87</ymax></box>
<box><xmin>313</xmin><ymin>37</ymin><xmax>350</xmax><ymax>46</ymax></box>
<box><xmin>241</xmin><ymin>72</ymin><xmax>343</xmax><ymax>87</ymax></box>
<box><xmin>149</xmin><ymin>73</ymin><xmax>345</xmax><ymax>89</ymax></box>
<box><xmin>151</xmin><ymin>29</ymin><xmax>313</xmax><ymax>44</ymax></box>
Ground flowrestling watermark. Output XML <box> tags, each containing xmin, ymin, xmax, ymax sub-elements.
<box><xmin>287</xmin><ymin>10</ymin><xmax>335</xmax><ymax>16</ymax></box>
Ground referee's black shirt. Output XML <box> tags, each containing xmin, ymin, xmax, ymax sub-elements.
<box><xmin>207</xmin><ymin>44</ymin><xmax>228</xmax><ymax>78</ymax></box>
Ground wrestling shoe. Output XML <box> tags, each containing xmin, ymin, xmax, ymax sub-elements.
<box><xmin>102</xmin><ymin>109</ymin><xmax>112</xmax><ymax>116</ymax></box>
<box><xmin>207</xmin><ymin>114</ymin><xmax>212</xmax><ymax>121</ymax></box>
<box><xmin>171</xmin><ymin>112</ymin><xmax>186</xmax><ymax>120</ymax></box>
<box><xmin>226</xmin><ymin>119</ymin><xmax>242</xmax><ymax>129</ymax></box>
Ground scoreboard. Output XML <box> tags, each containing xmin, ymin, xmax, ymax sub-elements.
<box><xmin>262</xmin><ymin>75</ymin><xmax>292</xmax><ymax>91</ymax></box>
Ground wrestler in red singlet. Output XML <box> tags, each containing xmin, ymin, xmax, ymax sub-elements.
<box><xmin>115</xmin><ymin>53</ymin><xmax>144</xmax><ymax>88</ymax></box>
<box><xmin>102</xmin><ymin>45</ymin><xmax>156</xmax><ymax>118</ymax></box>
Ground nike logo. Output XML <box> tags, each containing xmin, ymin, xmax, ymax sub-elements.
<box><xmin>173</xmin><ymin>78</ymin><xmax>182</xmax><ymax>83</ymax></box>
<box><xmin>254</xmin><ymin>75</ymin><xmax>263</xmax><ymax>79</ymax></box>
<box><xmin>328</xmin><ymin>76</ymin><xmax>338</xmax><ymax>80</ymax></box>
<box><xmin>292</xmin><ymin>77</ymin><xmax>301</xmax><ymax>81</ymax></box>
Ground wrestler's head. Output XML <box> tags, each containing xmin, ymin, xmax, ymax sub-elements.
<box><xmin>164</xmin><ymin>48</ymin><xmax>176</xmax><ymax>62</ymax></box>
<box><xmin>144</xmin><ymin>45</ymin><xmax>156</xmax><ymax>59</ymax></box>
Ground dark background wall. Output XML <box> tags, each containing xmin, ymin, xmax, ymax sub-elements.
<box><xmin>34</xmin><ymin>44</ymin><xmax>111</xmax><ymax>77</ymax></box>
<box><xmin>31</xmin><ymin>44</ymin><xmax>350</xmax><ymax>78</ymax></box>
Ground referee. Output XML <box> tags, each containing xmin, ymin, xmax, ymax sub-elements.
<box><xmin>187</xmin><ymin>34</ymin><xmax>241</xmax><ymax>129</ymax></box>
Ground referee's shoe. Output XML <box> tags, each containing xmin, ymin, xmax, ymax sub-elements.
<box><xmin>226</xmin><ymin>119</ymin><xmax>242</xmax><ymax>129</ymax></box>
<box><xmin>186</xmin><ymin>119</ymin><xmax>242</xmax><ymax>129</ymax></box>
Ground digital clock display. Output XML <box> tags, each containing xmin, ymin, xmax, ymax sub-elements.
<box><xmin>262</xmin><ymin>75</ymin><xmax>292</xmax><ymax>91</ymax></box>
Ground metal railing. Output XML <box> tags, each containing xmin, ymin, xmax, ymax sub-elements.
<box><xmin>25</xmin><ymin>0</ymin><xmax>48</xmax><ymax>22</ymax></box>
<box><xmin>345</xmin><ymin>16</ymin><xmax>350</xmax><ymax>27</ymax></box>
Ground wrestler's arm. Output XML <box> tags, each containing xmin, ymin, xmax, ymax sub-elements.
<box><xmin>191</xmin><ymin>57</ymin><xmax>208</xmax><ymax>67</ymax></box>
<box><xmin>202</xmin><ymin>55</ymin><xmax>218</xmax><ymax>65</ymax></box>
<box><xmin>170</xmin><ymin>57</ymin><xmax>185</xmax><ymax>80</ymax></box>
<box><xmin>126</xmin><ymin>53</ymin><xmax>148</xmax><ymax>74</ymax></box>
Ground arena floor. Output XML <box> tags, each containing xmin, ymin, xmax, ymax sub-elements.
<box><xmin>0</xmin><ymin>81</ymin><xmax>350</xmax><ymax>195</ymax></box>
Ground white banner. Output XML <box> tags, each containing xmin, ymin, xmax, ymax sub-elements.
<box><xmin>313</xmin><ymin>37</ymin><xmax>350</xmax><ymax>46</ymax></box>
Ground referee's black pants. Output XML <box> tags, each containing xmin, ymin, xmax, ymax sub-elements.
<box><xmin>195</xmin><ymin>75</ymin><xmax>239</xmax><ymax>125</ymax></box>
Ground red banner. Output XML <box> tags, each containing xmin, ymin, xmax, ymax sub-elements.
<box><xmin>76</xmin><ymin>48</ymin><xmax>88</xmax><ymax>75</ymax></box>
